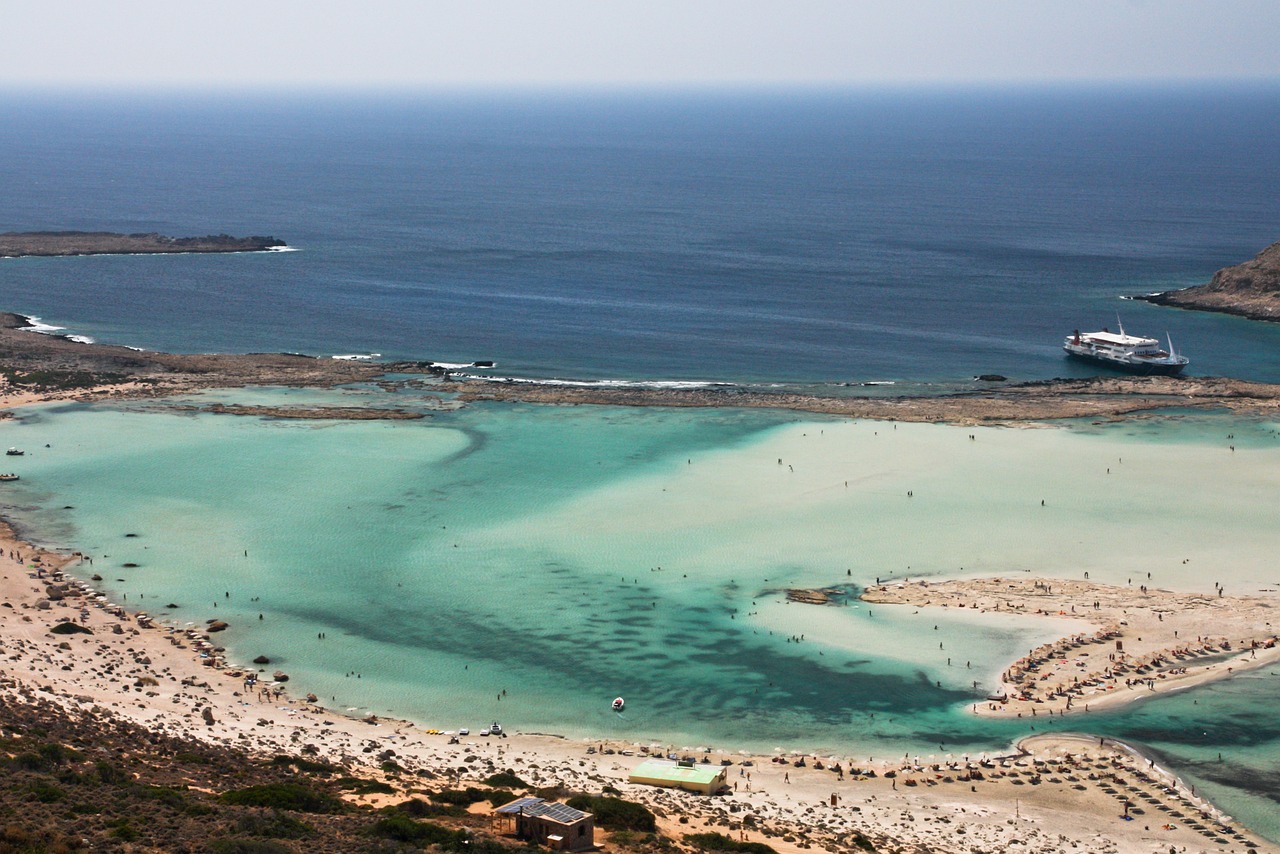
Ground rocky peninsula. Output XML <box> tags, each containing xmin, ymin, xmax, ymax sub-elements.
<box><xmin>1137</xmin><ymin>238</ymin><xmax>1280</xmax><ymax>322</ymax></box>
<box><xmin>0</xmin><ymin>312</ymin><xmax>423</xmax><ymax>407</ymax></box>
<box><xmin>6</xmin><ymin>311</ymin><xmax>1280</xmax><ymax>426</ymax></box>
<box><xmin>454</xmin><ymin>374</ymin><xmax>1280</xmax><ymax>424</ymax></box>
<box><xmin>0</xmin><ymin>231</ymin><xmax>286</xmax><ymax>258</ymax></box>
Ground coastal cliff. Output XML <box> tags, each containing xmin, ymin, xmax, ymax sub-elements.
<box><xmin>0</xmin><ymin>231</ymin><xmax>286</xmax><ymax>258</ymax></box>
<box><xmin>1138</xmin><ymin>239</ymin><xmax>1280</xmax><ymax>321</ymax></box>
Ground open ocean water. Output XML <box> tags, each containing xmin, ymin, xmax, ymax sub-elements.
<box><xmin>1</xmin><ymin>85</ymin><xmax>1279</xmax><ymax>384</ymax></box>
<box><xmin>3</xmin><ymin>85</ymin><xmax>1280</xmax><ymax>838</ymax></box>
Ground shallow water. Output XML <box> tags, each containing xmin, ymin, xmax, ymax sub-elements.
<box><xmin>4</xmin><ymin>395</ymin><xmax>1279</xmax><ymax>768</ymax></box>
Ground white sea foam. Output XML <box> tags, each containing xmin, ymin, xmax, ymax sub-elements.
<box><xmin>331</xmin><ymin>353</ymin><xmax>381</xmax><ymax>361</ymax></box>
<box><xmin>65</xmin><ymin>334</ymin><xmax>95</xmax><ymax>344</ymax></box>
<box><xmin>455</xmin><ymin>373</ymin><xmax>730</xmax><ymax>390</ymax></box>
<box><xmin>21</xmin><ymin>316</ymin><xmax>65</xmax><ymax>335</ymax></box>
<box><xmin>266</xmin><ymin>245</ymin><xmax>298</xmax><ymax>252</ymax></box>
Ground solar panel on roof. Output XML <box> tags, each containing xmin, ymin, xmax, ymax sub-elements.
<box><xmin>494</xmin><ymin>796</ymin><xmax>545</xmax><ymax>814</ymax></box>
<box><xmin>528</xmin><ymin>802</ymin><xmax>588</xmax><ymax>823</ymax></box>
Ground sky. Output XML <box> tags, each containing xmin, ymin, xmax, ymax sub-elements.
<box><xmin>2</xmin><ymin>0</ymin><xmax>1278</xmax><ymax>89</ymax></box>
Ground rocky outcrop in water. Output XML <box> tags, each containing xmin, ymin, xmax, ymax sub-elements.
<box><xmin>1138</xmin><ymin>239</ymin><xmax>1280</xmax><ymax>322</ymax></box>
<box><xmin>0</xmin><ymin>231</ymin><xmax>286</xmax><ymax>257</ymax></box>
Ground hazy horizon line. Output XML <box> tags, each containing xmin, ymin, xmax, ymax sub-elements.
<box><xmin>2</xmin><ymin>76</ymin><xmax>1278</xmax><ymax>99</ymax></box>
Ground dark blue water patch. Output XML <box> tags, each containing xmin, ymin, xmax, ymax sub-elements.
<box><xmin>274</xmin><ymin>588</ymin><xmax>976</xmax><ymax>729</ymax></box>
<box><xmin>2</xmin><ymin>87</ymin><xmax>1279</xmax><ymax>384</ymax></box>
<box><xmin>1145</xmin><ymin>753</ymin><xmax>1280</xmax><ymax>807</ymax></box>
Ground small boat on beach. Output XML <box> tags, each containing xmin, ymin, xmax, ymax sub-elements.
<box><xmin>1063</xmin><ymin>319</ymin><xmax>1188</xmax><ymax>376</ymax></box>
<box><xmin>490</xmin><ymin>721</ymin><xmax>503</xmax><ymax>736</ymax></box>
<box><xmin>612</xmin><ymin>697</ymin><xmax>625</xmax><ymax>712</ymax></box>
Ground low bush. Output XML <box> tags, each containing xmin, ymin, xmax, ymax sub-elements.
<box><xmin>233</xmin><ymin>810</ymin><xmax>314</xmax><ymax>840</ymax></box>
<box><xmin>219</xmin><ymin>783</ymin><xmax>343</xmax><ymax>814</ymax></box>
<box><xmin>683</xmin><ymin>831</ymin><xmax>777</xmax><ymax>854</ymax></box>
<box><xmin>483</xmin><ymin>771</ymin><xmax>528</xmax><ymax>789</ymax></box>
<box><xmin>368</xmin><ymin>815</ymin><xmax>461</xmax><ymax>845</ymax></box>
<box><xmin>565</xmin><ymin>795</ymin><xmax>656</xmax><ymax>832</ymax></box>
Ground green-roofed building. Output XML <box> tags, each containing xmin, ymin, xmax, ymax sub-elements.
<box><xmin>628</xmin><ymin>759</ymin><xmax>728</xmax><ymax>794</ymax></box>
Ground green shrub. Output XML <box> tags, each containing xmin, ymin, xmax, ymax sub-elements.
<box><xmin>368</xmin><ymin>815</ymin><xmax>461</xmax><ymax>845</ymax></box>
<box><xmin>484</xmin><ymin>789</ymin><xmax>515</xmax><ymax>807</ymax></box>
<box><xmin>483</xmin><ymin>771</ymin><xmax>528</xmax><ymax>789</ymax></box>
<box><xmin>207</xmin><ymin>839</ymin><xmax>293</xmax><ymax>854</ymax></box>
<box><xmin>683</xmin><ymin>832</ymin><xmax>777</xmax><ymax>854</ymax></box>
<box><xmin>386</xmin><ymin>797</ymin><xmax>465</xmax><ymax>819</ymax></box>
<box><xmin>174</xmin><ymin>751</ymin><xmax>212</xmax><ymax>765</ymax></box>
<box><xmin>233</xmin><ymin>810</ymin><xmax>314</xmax><ymax>840</ymax></box>
<box><xmin>137</xmin><ymin>785</ymin><xmax>187</xmax><ymax>810</ymax></box>
<box><xmin>38</xmin><ymin>743</ymin><xmax>77</xmax><ymax>765</ymax></box>
<box><xmin>11</xmin><ymin>752</ymin><xmax>50</xmax><ymax>771</ymax></box>
<box><xmin>566</xmin><ymin>795</ymin><xmax>656</xmax><ymax>832</ymax></box>
<box><xmin>429</xmin><ymin>787</ymin><xmax>490</xmax><ymax>806</ymax></box>
<box><xmin>219</xmin><ymin>783</ymin><xmax>343</xmax><ymax>814</ymax></box>
<box><xmin>94</xmin><ymin>761</ymin><xmax>131</xmax><ymax>785</ymax></box>
<box><xmin>27</xmin><ymin>781</ymin><xmax>65</xmax><ymax>803</ymax></box>
<box><xmin>269</xmin><ymin>754</ymin><xmax>336</xmax><ymax>776</ymax></box>
<box><xmin>108</xmin><ymin>820</ymin><xmax>140</xmax><ymax>842</ymax></box>
<box><xmin>334</xmin><ymin>777</ymin><xmax>395</xmax><ymax>795</ymax></box>
<box><xmin>611</xmin><ymin>830</ymin><xmax>676</xmax><ymax>851</ymax></box>
<box><xmin>9</xmin><ymin>743</ymin><xmax>77</xmax><ymax>772</ymax></box>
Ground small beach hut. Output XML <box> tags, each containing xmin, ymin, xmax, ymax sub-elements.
<box><xmin>494</xmin><ymin>797</ymin><xmax>594</xmax><ymax>851</ymax></box>
<box><xmin>628</xmin><ymin>758</ymin><xmax>727</xmax><ymax>794</ymax></box>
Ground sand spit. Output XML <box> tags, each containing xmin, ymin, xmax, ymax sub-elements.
<box><xmin>169</xmin><ymin>402</ymin><xmax>429</xmax><ymax>420</ymax></box>
<box><xmin>453</xmin><ymin>374</ymin><xmax>1280</xmax><ymax>424</ymax></box>
<box><xmin>863</xmin><ymin>577</ymin><xmax>1280</xmax><ymax>720</ymax></box>
<box><xmin>0</xmin><ymin>521</ymin><xmax>1272</xmax><ymax>852</ymax></box>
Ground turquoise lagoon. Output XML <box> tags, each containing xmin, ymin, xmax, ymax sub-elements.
<box><xmin>4</xmin><ymin>389</ymin><xmax>1280</xmax><ymax>836</ymax></box>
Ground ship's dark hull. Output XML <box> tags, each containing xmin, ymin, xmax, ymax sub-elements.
<box><xmin>1064</xmin><ymin>350</ymin><xmax>1187</xmax><ymax>376</ymax></box>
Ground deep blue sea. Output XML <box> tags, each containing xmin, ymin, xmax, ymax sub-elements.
<box><xmin>1</xmin><ymin>84</ymin><xmax>1279</xmax><ymax>385</ymax></box>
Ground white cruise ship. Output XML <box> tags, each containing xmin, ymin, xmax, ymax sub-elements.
<box><xmin>1063</xmin><ymin>322</ymin><xmax>1188</xmax><ymax>376</ymax></box>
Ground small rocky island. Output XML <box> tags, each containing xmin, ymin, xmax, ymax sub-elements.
<box><xmin>0</xmin><ymin>231</ymin><xmax>286</xmax><ymax>258</ymax></box>
<box><xmin>1137</xmin><ymin>238</ymin><xmax>1280</xmax><ymax>322</ymax></box>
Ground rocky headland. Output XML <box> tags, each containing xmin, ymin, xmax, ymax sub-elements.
<box><xmin>0</xmin><ymin>312</ymin><xmax>431</xmax><ymax>406</ymax></box>
<box><xmin>1137</xmin><ymin>238</ymin><xmax>1280</xmax><ymax>322</ymax></box>
<box><xmin>0</xmin><ymin>231</ymin><xmax>286</xmax><ymax>258</ymax></box>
